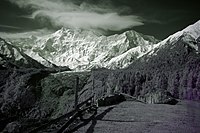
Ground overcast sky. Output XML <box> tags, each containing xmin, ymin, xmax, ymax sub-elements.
<box><xmin>0</xmin><ymin>0</ymin><xmax>199</xmax><ymax>39</ymax></box>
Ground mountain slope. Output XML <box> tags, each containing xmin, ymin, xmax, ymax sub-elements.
<box><xmin>148</xmin><ymin>20</ymin><xmax>200</xmax><ymax>56</ymax></box>
<box><xmin>80</xmin><ymin>20</ymin><xmax>200</xmax><ymax>103</ymax></box>
<box><xmin>9</xmin><ymin>29</ymin><xmax>159</xmax><ymax>70</ymax></box>
<box><xmin>0</xmin><ymin>38</ymin><xmax>46</xmax><ymax>69</ymax></box>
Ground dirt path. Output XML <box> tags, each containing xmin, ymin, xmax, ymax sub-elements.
<box><xmin>75</xmin><ymin>100</ymin><xmax>200</xmax><ymax>133</ymax></box>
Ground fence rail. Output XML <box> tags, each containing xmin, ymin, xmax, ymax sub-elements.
<box><xmin>28</xmin><ymin>95</ymin><xmax>97</xmax><ymax>133</ymax></box>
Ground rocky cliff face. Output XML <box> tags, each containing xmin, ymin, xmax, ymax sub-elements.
<box><xmin>9</xmin><ymin>28</ymin><xmax>159</xmax><ymax>70</ymax></box>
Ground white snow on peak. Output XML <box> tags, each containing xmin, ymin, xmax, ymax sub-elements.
<box><xmin>163</xmin><ymin>20</ymin><xmax>200</xmax><ymax>44</ymax></box>
<box><xmin>9</xmin><ymin>28</ymin><xmax>159</xmax><ymax>70</ymax></box>
<box><xmin>1</xmin><ymin>20</ymin><xmax>200</xmax><ymax>70</ymax></box>
<box><xmin>148</xmin><ymin>20</ymin><xmax>200</xmax><ymax>55</ymax></box>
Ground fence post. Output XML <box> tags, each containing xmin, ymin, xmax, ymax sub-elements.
<box><xmin>74</xmin><ymin>76</ymin><xmax>79</xmax><ymax>110</ymax></box>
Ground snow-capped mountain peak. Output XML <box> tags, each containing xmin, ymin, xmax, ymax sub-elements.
<box><xmin>8</xmin><ymin>28</ymin><xmax>159</xmax><ymax>70</ymax></box>
<box><xmin>1</xmin><ymin>20</ymin><xmax>200</xmax><ymax>71</ymax></box>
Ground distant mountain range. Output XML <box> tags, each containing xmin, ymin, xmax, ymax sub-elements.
<box><xmin>4</xmin><ymin>28</ymin><xmax>159</xmax><ymax>70</ymax></box>
<box><xmin>2</xmin><ymin>21</ymin><xmax>200</xmax><ymax>71</ymax></box>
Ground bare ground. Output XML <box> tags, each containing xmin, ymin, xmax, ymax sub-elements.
<box><xmin>75</xmin><ymin>100</ymin><xmax>200</xmax><ymax>133</ymax></box>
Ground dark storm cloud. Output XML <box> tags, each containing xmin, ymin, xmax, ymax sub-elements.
<box><xmin>7</xmin><ymin>0</ymin><xmax>144</xmax><ymax>31</ymax></box>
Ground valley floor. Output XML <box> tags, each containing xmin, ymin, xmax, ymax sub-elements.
<box><xmin>75</xmin><ymin>100</ymin><xmax>200</xmax><ymax>133</ymax></box>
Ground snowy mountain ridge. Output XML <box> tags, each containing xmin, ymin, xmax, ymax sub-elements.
<box><xmin>149</xmin><ymin>20</ymin><xmax>200</xmax><ymax>56</ymax></box>
<box><xmin>10</xmin><ymin>28</ymin><xmax>159</xmax><ymax>70</ymax></box>
<box><xmin>2</xmin><ymin>20</ymin><xmax>200</xmax><ymax>71</ymax></box>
